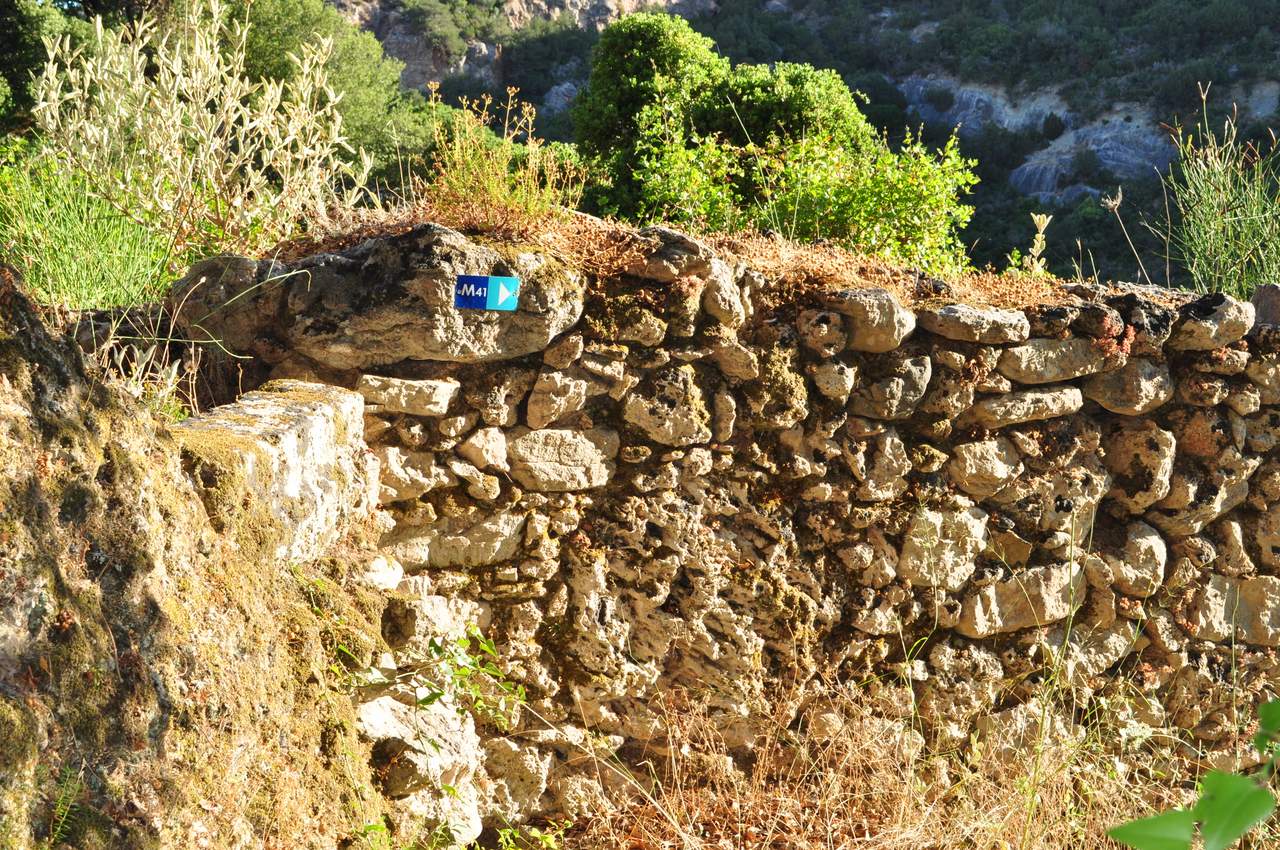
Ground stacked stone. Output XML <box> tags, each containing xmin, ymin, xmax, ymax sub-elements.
<box><xmin>171</xmin><ymin>222</ymin><xmax>1280</xmax><ymax>833</ymax></box>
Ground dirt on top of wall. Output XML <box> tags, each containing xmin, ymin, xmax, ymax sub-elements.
<box><xmin>269</xmin><ymin>208</ymin><xmax>1180</xmax><ymax>312</ymax></box>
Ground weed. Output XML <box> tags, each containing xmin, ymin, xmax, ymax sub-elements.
<box><xmin>1154</xmin><ymin>87</ymin><xmax>1280</xmax><ymax>298</ymax></box>
<box><xmin>41</xmin><ymin>764</ymin><xmax>82</xmax><ymax>849</ymax></box>
<box><xmin>411</xmin><ymin>86</ymin><xmax>584</xmax><ymax>238</ymax></box>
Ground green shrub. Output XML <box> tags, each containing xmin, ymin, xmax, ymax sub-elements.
<box><xmin>415</xmin><ymin>88</ymin><xmax>584</xmax><ymax>235</ymax></box>
<box><xmin>574</xmin><ymin>13</ymin><xmax>729</xmax><ymax>160</ymax></box>
<box><xmin>230</xmin><ymin>0</ymin><xmax>441</xmax><ymax>176</ymax></box>
<box><xmin>0</xmin><ymin>0</ymin><xmax>90</xmax><ymax>127</ymax></box>
<box><xmin>574</xmin><ymin>12</ymin><xmax>977</xmax><ymax>275</ymax></box>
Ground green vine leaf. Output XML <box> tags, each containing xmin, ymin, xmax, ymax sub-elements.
<box><xmin>1197</xmin><ymin>771</ymin><xmax>1275</xmax><ymax>850</ymax></box>
<box><xmin>1107</xmin><ymin>809</ymin><xmax>1194</xmax><ymax>850</ymax></box>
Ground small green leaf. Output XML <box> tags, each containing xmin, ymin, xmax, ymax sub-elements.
<box><xmin>1257</xmin><ymin>701</ymin><xmax>1280</xmax><ymax>752</ymax></box>
<box><xmin>1197</xmin><ymin>770</ymin><xmax>1275</xmax><ymax>850</ymax></box>
<box><xmin>1108</xmin><ymin>810</ymin><xmax>1194</xmax><ymax>850</ymax></box>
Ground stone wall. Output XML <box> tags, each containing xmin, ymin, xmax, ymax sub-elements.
<box><xmin>173</xmin><ymin>223</ymin><xmax>1280</xmax><ymax>837</ymax></box>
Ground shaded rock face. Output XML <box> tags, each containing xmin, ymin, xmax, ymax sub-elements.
<box><xmin>190</xmin><ymin>221</ymin><xmax>1280</xmax><ymax>832</ymax></box>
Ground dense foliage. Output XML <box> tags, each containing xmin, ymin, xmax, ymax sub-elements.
<box><xmin>574</xmin><ymin>13</ymin><xmax>977</xmax><ymax>274</ymax></box>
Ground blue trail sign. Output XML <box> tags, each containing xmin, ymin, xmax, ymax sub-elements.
<box><xmin>454</xmin><ymin>275</ymin><xmax>520</xmax><ymax>311</ymax></box>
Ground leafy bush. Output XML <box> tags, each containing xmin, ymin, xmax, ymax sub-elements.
<box><xmin>229</xmin><ymin>0</ymin><xmax>440</xmax><ymax>177</ymax></box>
<box><xmin>1157</xmin><ymin>103</ymin><xmax>1280</xmax><ymax>297</ymax></box>
<box><xmin>32</xmin><ymin>0</ymin><xmax>369</xmax><ymax>261</ymax></box>
<box><xmin>399</xmin><ymin>0</ymin><xmax>509</xmax><ymax>60</ymax></box>
<box><xmin>574</xmin><ymin>13</ymin><xmax>977</xmax><ymax>274</ymax></box>
<box><xmin>0</xmin><ymin>0</ymin><xmax>90</xmax><ymax>127</ymax></box>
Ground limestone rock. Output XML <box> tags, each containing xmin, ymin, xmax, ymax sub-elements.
<box><xmin>507</xmin><ymin>428</ymin><xmax>619</xmax><ymax>491</ymax></box>
<box><xmin>1102</xmin><ymin>421</ymin><xmax>1176</xmax><ymax>514</ymax></box>
<box><xmin>849</xmin><ymin>354</ymin><xmax>931</xmax><ymax>420</ymax></box>
<box><xmin>897</xmin><ymin>499</ymin><xmax>989</xmax><ymax>592</ymax></box>
<box><xmin>482</xmin><ymin>739</ymin><xmax>554</xmax><ymax>825</ymax></box>
<box><xmin>1109</xmin><ymin>293</ymin><xmax>1175</xmax><ymax>356</ymax></box>
<box><xmin>797</xmin><ymin>309</ymin><xmax>847</xmax><ymax>356</ymax></box>
<box><xmin>851</xmin><ymin>429</ymin><xmax>912</xmax><ymax>501</ymax></box>
<box><xmin>457</xmin><ymin>426</ymin><xmax>509</xmax><ymax>471</ymax></box>
<box><xmin>822</xmin><ymin>288</ymin><xmax>916</xmax><ymax>352</ymax></box>
<box><xmin>745</xmin><ymin>345</ymin><xmax>809</xmax><ymax>430</ymax></box>
<box><xmin>357</xmin><ymin>374</ymin><xmax>459</xmax><ymax>416</ymax></box>
<box><xmin>809</xmin><ymin>360</ymin><xmax>857</xmax><ymax>403</ymax></box>
<box><xmin>544</xmin><ymin>334</ymin><xmax>584</xmax><ymax>369</ymax></box>
<box><xmin>918</xmin><ymin>368</ymin><xmax>976</xmax><ymax>417</ymax></box>
<box><xmin>276</xmin><ymin>226</ymin><xmax>585</xmax><ymax>368</ymax></box>
<box><xmin>918</xmin><ymin>304</ymin><xmax>1030</xmax><ymax>343</ymax></box>
<box><xmin>624</xmin><ymin>226</ymin><xmax>713</xmax><ymax>282</ymax></box>
<box><xmin>174</xmin><ymin>380</ymin><xmax>378</xmax><ymax>562</ymax></box>
<box><xmin>957</xmin><ymin>562</ymin><xmax>1085</xmax><ymax>638</ymax></box>
<box><xmin>1252</xmin><ymin>283</ymin><xmax>1280</xmax><ymax>325</ymax></box>
<box><xmin>624</xmin><ymin>365</ymin><xmax>712</xmax><ymax>445</ymax></box>
<box><xmin>702</xmin><ymin>259</ymin><xmax>746</xmax><ymax>328</ymax></box>
<box><xmin>526</xmin><ymin>370</ymin><xmax>589</xmax><ymax>429</ymax></box>
<box><xmin>1168</xmin><ymin>293</ymin><xmax>1255</xmax><ymax>351</ymax></box>
<box><xmin>383</xmin><ymin>509</ymin><xmax>527</xmax><ymax>570</ymax></box>
<box><xmin>948</xmin><ymin>437</ymin><xmax>1023</xmax><ymax>499</ymax></box>
<box><xmin>960</xmin><ymin>386</ymin><xmax>1083</xmax><ymax>429</ymax></box>
<box><xmin>467</xmin><ymin>368</ymin><xmax>536</xmax><ymax>427</ymax></box>
<box><xmin>1147</xmin><ymin>451</ymin><xmax>1260</xmax><ymax>537</ymax></box>
<box><xmin>356</xmin><ymin>695</ymin><xmax>483</xmax><ymax>844</ymax></box>
<box><xmin>1082</xmin><ymin>358</ymin><xmax>1173</xmax><ymax>415</ymax></box>
<box><xmin>705</xmin><ymin>327</ymin><xmax>760</xmax><ymax>381</ymax></box>
<box><xmin>1188</xmin><ymin>573</ymin><xmax>1280</xmax><ymax>645</ymax></box>
<box><xmin>1103</xmin><ymin>521</ymin><xmax>1167</xmax><ymax>597</ymax></box>
<box><xmin>375</xmin><ymin>446</ymin><xmax>455</xmax><ymax>502</ymax></box>
<box><xmin>997</xmin><ymin>338</ymin><xmax>1111</xmax><ymax>384</ymax></box>
<box><xmin>168</xmin><ymin>255</ymin><xmax>285</xmax><ymax>353</ymax></box>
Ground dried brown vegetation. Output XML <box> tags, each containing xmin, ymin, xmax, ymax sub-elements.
<box><xmin>550</xmin><ymin>678</ymin><xmax>1277</xmax><ymax>850</ymax></box>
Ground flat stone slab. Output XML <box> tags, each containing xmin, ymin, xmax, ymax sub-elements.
<box><xmin>171</xmin><ymin>379</ymin><xmax>376</xmax><ymax>563</ymax></box>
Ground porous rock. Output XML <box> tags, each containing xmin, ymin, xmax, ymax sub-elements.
<box><xmin>947</xmin><ymin>437</ymin><xmax>1023</xmax><ymax>498</ymax></box>
<box><xmin>507</xmin><ymin>428</ymin><xmax>619</xmax><ymax>491</ymax></box>
<box><xmin>1168</xmin><ymin>293</ymin><xmax>1255</xmax><ymax>351</ymax></box>
<box><xmin>357</xmin><ymin>374</ymin><xmax>460</xmax><ymax>416</ymax></box>
<box><xmin>957</xmin><ymin>563</ymin><xmax>1085</xmax><ymax>638</ymax></box>
<box><xmin>1082</xmin><ymin>358</ymin><xmax>1174</xmax><ymax>415</ymax></box>
<box><xmin>997</xmin><ymin>338</ymin><xmax>1112</xmax><ymax>384</ymax></box>
<box><xmin>623</xmin><ymin>364</ymin><xmax>712</xmax><ymax>445</ymax></box>
<box><xmin>822</xmin><ymin>288</ymin><xmax>916</xmax><ymax>352</ymax></box>
<box><xmin>849</xmin><ymin>354</ymin><xmax>931</xmax><ymax>420</ymax></box>
<box><xmin>960</xmin><ymin>386</ymin><xmax>1083</xmax><ymax>429</ymax></box>
<box><xmin>897</xmin><ymin>499</ymin><xmax>989</xmax><ymax>592</ymax></box>
<box><xmin>918</xmin><ymin>303</ymin><xmax>1030</xmax><ymax>344</ymax></box>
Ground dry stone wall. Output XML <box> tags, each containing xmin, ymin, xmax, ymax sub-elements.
<box><xmin>173</xmin><ymin>223</ymin><xmax>1280</xmax><ymax>832</ymax></box>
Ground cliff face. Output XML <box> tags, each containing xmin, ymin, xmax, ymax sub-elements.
<box><xmin>166</xmin><ymin>221</ymin><xmax>1280</xmax><ymax>839</ymax></box>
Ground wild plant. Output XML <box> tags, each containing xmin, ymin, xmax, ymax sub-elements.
<box><xmin>31</xmin><ymin>0</ymin><xmax>370</xmax><ymax>263</ymax></box>
<box><xmin>412</xmin><ymin>86</ymin><xmax>585</xmax><ymax>237</ymax></box>
<box><xmin>1153</xmin><ymin>88</ymin><xmax>1280</xmax><ymax>298</ymax></box>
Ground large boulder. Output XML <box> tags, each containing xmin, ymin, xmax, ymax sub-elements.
<box><xmin>171</xmin><ymin>224</ymin><xmax>585</xmax><ymax>369</ymax></box>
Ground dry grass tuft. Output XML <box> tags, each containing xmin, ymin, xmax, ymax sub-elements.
<box><xmin>561</xmin><ymin>679</ymin><xmax>1230</xmax><ymax>850</ymax></box>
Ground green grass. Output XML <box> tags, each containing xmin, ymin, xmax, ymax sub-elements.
<box><xmin>0</xmin><ymin>145</ymin><xmax>177</xmax><ymax>309</ymax></box>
